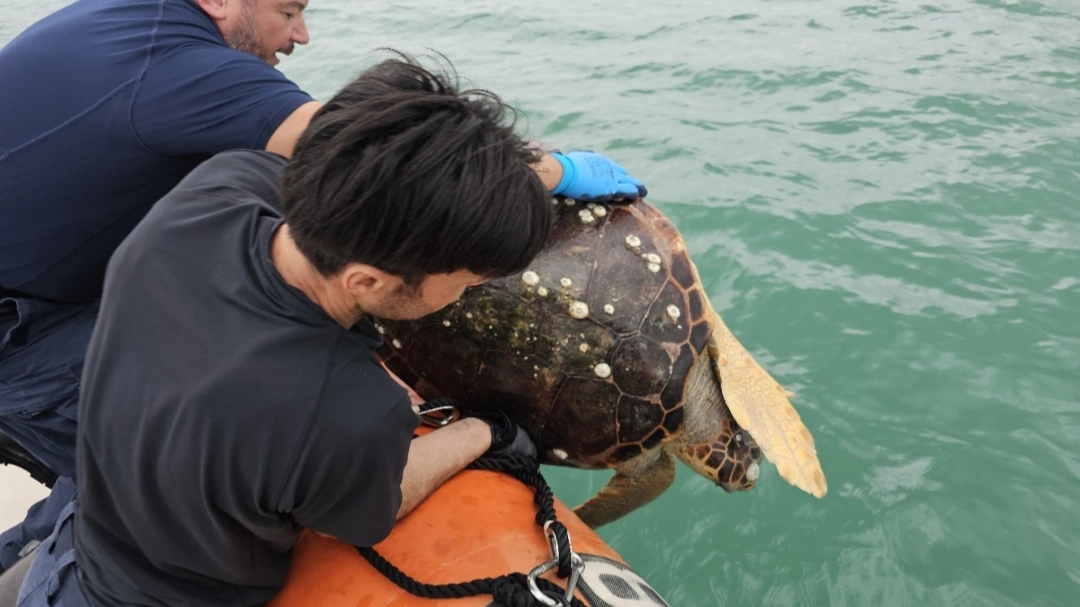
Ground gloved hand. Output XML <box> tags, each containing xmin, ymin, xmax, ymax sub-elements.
<box><xmin>550</xmin><ymin>151</ymin><xmax>647</xmax><ymax>202</ymax></box>
<box><xmin>470</xmin><ymin>409</ymin><xmax>537</xmax><ymax>459</ymax></box>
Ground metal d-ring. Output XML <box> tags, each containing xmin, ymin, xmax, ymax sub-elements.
<box><xmin>416</xmin><ymin>400</ymin><xmax>458</xmax><ymax>428</ymax></box>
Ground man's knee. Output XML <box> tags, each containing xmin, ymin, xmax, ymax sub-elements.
<box><xmin>0</xmin><ymin>380</ymin><xmax>80</xmax><ymax>479</ymax></box>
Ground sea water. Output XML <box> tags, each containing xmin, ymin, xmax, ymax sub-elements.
<box><xmin>3</xmin><ymin>1</ymin><xmax>1078</xmax><ymax>604</ymax></box>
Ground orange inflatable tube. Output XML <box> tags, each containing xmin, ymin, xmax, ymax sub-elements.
<box><xmin>269</xmin><ymin>465</ymin><xmax>671</xmax><ymax>606</ymax></box>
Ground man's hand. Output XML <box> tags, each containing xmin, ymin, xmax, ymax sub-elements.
<box><xmin>470</xmin><ymin>409</ymin><xmax>537</xmax><ymax>459</ymax></box>
<box><xmin>551</xmin><ymin>151</ymin><xmax>647</xmax><ymax>203</ymax></box>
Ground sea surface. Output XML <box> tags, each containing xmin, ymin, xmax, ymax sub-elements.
<box><xmin>3</xmin><ymin>1</ymin><xmax>1079</xmax><ymax>605</ymax></box>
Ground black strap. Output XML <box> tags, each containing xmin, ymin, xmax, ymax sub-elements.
<box><xmin>357</xmin><ymin>453</ymin><xmax>587</xmax><ymax>607</ymax></box>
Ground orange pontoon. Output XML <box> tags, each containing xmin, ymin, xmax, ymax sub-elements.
<box><xmin>270</xmin><ymin>465</ymin><xmax>671</xmax><ymax>607</ymax></box>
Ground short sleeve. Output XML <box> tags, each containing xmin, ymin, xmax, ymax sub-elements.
<box><xmin>283</xmin><ymin>386</ymin><xmax>420</xmax><ymax>547</ymax></box>
<box><xmin>133</xmin><ymin>44</ymin><xmax>313</xmax><ymax>157</ymax></box>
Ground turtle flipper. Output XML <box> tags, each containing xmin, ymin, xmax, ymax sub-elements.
<box><xmin>573</xmin><ymin>448</ymin><xmax>676</xmax><ymax>528</ymax></box>
<box><xmin>706</xmin><ymin>310</ymin><xmax>828</xmax><ymax>498</ymax></box>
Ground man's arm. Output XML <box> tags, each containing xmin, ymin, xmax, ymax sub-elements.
<box><xmin>265</xmin><ymin>104</ymin><xmax>644</xmax><ymax>201</ymax></box>
<box><xmin>265</xmin><ymin>100</ymin><xmax>323</xmax><ymax>158</ymax></box>
<box><xmin>268</xmin><ymin>107</ymin><xmax>565</xmax><ymax>188</ymax></box>
<box><xmin>395</xmin><ymin>418</ymin><xmax>491</xmax><ymax>520</ymax></box>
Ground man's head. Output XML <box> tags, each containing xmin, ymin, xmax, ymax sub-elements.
<box><xmin>279</xmin><ymin>54</ymin><xmax>553</xmax><ymax>321</ymax></box>
<box><xmin>198</xmin><ymin>0</ymin><xmax>310</xmax><ymax>66</ymax></box>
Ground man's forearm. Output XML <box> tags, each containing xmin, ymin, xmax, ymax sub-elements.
<box><xmin>396</xmin><ymin>418</ymin><xmax>491</xmax><ymax>520</ymax></box>
<box><xmin>533</xmin><ymin>153</ymin><xmax>565</xmax><ymax>192</ymax></box>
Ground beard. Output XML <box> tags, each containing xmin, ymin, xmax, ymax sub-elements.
<box><xmin>225</xmin><ymin>1</ymin><xmax>262</xmax><ymax>58</ymax></box>
<box><xmin>366</xmin><ymin>281</ymin><xmax>439</xmax><ymax>321</ymax></box>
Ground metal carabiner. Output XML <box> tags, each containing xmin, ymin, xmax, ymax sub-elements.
<box><xmin>526</xmin><ymin>553</ymin><xmax>585</xmax><ymax>606</ymax></box>
<box><xmin>562</xmin><ymin>552</ymin><xmax>585</xmax><ymax>602</ymax></box>
<box><xmin>540</xmin><ymin>520</ymin><xmax>586</xmax><ymax>603</ymax></box>
<box><xmin>527</xmin><ymin>557</ymin><xmax>562</xmax><ymax>607</ymax></box>
<box><xmin>542</xmin><ymin>520</ymin><xmax>564</xmax><ymax>563</ymax></box>
<box><xmin>540</xmin><ymin>518</ymin><xmax>574</xmax><ymax>561</ymax></box>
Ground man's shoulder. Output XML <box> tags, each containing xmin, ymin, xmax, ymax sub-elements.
<box><xmin>318</xmin><ymin>333</ymin><xmax>415</xmax><ymax>429</ymax></box>
<box><xmin>109</xmin><ymin>151</ymin><xmax>285</xmax><ymax>286</ymax></box>
<box><xmin>9</xmin><ymin>0</ymin><xmax>218</xmax><ymax>53</ymax></box>
<box><xmin>168</xmin><ymin>151</ymin><xmax>287</xmax><ymax>205</ymax></box>
<box><xmin>183</xmin><ymin>150</ymin><xmax>288</xmax><ymax>182</ymax></box>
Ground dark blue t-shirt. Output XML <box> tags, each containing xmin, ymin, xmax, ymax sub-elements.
<box><xmin>0</xmin><ymin>0</ymin><xmax>312</xmax><ymax>303</ymax></box>
<box><xmin>75</xmin><ymin>150</ymin><xmax>418</xmax><ymax>607</ymax></box>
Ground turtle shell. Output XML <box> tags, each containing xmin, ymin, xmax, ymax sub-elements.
<box><xmin>375</xmin><ymin>199</ymin><xmax>713</xmax><ymax>469</ymax></box>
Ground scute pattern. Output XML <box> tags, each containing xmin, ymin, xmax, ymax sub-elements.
<box><xmin>641</xmin><ymin>281</ymin><xmax>691</xmax><ymax>345</ymax></box>
<box><xmin>688</xmin><ymin>288</ymin><xmax>705</xmax><ymax>323</ymax></box>
<box><xmin>689</xmin><ymin>321</ymin><xmax>711</xmax><ymax>355</ymax></box>
<box><xmin>378</xmin><ymin>201</ymin><xmax>713</xmax><ymax>466</ymax></box>
<box><xmin>585</xmin><ymin>208</ymin><xmax>667</xmax><ymax>336</ymax></box>
<box><xmin>670</xmin><ymin>251</ymin><xmax>697</xmax><ymax>290</ymax></box>
<box><xmin>610</xmin><ymin>336</ymin><xmax>671</xmax><ymax>397</ymax></box>
<box><xmin>616</xmin><ymin>395</ymin><xmax>663</xmax><ymax>444</ymax></box>
<box><xmin>661</xmin><ymin>406</ymin><xmax>685</xmax><ymax>434</ymax></box>
<box><xmin>660</xmin><ymin>344</ymin><xmax>696</xmax><ymax>412</ymax></box>
<box><xmin>375</xmin><ymin>199</ymin><xmax>764</xmax><ymax>501</ymax></box>
<box><xmin>642</xmin><ymin>428</ymin><xmax>666</xmax><ymax>450</ymax></box>
<box><xmin>545</xmin><ymin>377</ymin><xmax>621</xmax><ymax>466</ymax></box>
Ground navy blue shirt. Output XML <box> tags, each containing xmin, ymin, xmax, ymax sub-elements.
<box><xmin>75</xmin><ymin>151</ymin><xmax>418</xmax><ymax>607</ymax></box>
<box><xmin>0</xmin><ymin>0</ymin><xmax>312</xmax><ymax>303</ymax></box>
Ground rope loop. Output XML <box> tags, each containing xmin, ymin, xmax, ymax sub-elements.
<box><xmin>357</xmin><ymin>451</ymin><xmax>588</xmax><ymax>606</ymax></box>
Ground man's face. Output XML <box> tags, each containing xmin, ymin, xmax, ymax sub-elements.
<box><xmin>368</xmin><ymin>270</ymin><xmax>489</xmax><ymax>321</ymax></box>
<box><xmin>225</xmin><ymin>0</ymin><xmax>310</xmax><ymax>66</ymax></box>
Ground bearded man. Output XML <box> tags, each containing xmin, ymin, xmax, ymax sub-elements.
<box><xmin>0</xmin><ymin>0</ymin><xmax>646</xmax><ymax>571</ymax></box>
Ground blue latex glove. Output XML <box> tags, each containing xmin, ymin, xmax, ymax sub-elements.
<box><xmin>550</xmin><ymin>151</ymin><xmax>647</xmax><ymax>202</ymax></box>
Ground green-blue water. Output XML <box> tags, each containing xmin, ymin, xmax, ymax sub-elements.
<box><xmin>5</xmin><ymin>1</ymin><xmax>1079</xmax><ymax>604</ymax></box>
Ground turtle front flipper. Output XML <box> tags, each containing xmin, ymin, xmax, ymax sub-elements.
<box><xmin>573</xmin><ymin>448</ymin><xmax>676</xmax><ymax>528</ymax></box>
<box><xmin>706</xmin><ymin>309</ymin><xmax>828</xmax><ymax>498</ymax></box>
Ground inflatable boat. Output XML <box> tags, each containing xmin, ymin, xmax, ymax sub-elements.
<box><xmin>0</xmin><ymin>428</ymin><xmax>672</xmax><ymax>606</ymax></box>
<box><xmin>270</xmin><ymin>458</ymin><xmax>672</xmax><ymax>607</ymax></box>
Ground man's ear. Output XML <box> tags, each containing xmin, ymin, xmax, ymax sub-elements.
<box><xmin>194</xmin><ymin>0</ymin><xmax>228</xmax><ymax>20</ymax></box>
<box><xmin>340</xmin><ymin>263</ymin><xmax>398</xmax><ymax>300</ymax></box>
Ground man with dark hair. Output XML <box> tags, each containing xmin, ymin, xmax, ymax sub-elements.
<box><xmin>0</xmin><ymin>0</ymin><xmax>646</xmax><ymax>570</ymax></box>
<box><xmin>12</xmin><ymin>56</ymin><xmax>554</xmax><ymax>607</ymax></box>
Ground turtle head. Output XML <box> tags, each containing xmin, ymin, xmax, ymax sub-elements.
<box><xmin>670</xmin><ymin>352</ymin><xmax>762</xmax><ymax>492</ymax></box>
<box><xmin>711</xmin><ymin>419</ymin><xmax>762</xmax><ymax>492</ymax></box>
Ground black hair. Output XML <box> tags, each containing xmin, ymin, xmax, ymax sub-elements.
<box><xmin>280</xmin><ymin>52</ymin><xmax>553</xmax><ymax>284</ymax></box>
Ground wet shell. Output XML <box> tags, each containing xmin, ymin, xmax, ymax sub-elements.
<box><xmin>375</xmin><ymin>200</ymin><xmax>716</xmax><ymax>471</ymax></box>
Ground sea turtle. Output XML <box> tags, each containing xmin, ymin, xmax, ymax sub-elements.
<box><xmin>375</xmin><ymin>197</ymin><xmax>827</xmax><ymax>528</ymax></box>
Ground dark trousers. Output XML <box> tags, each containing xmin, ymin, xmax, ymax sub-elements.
<box><xmin>0</xmin><ymin>297</ymin><xmax>98</xmax><ymax>571</ymax></box>
<box><xmin>15</xmin><ymin>501</ymin><xmax>94</xmax><ymax>607</ymax></box>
